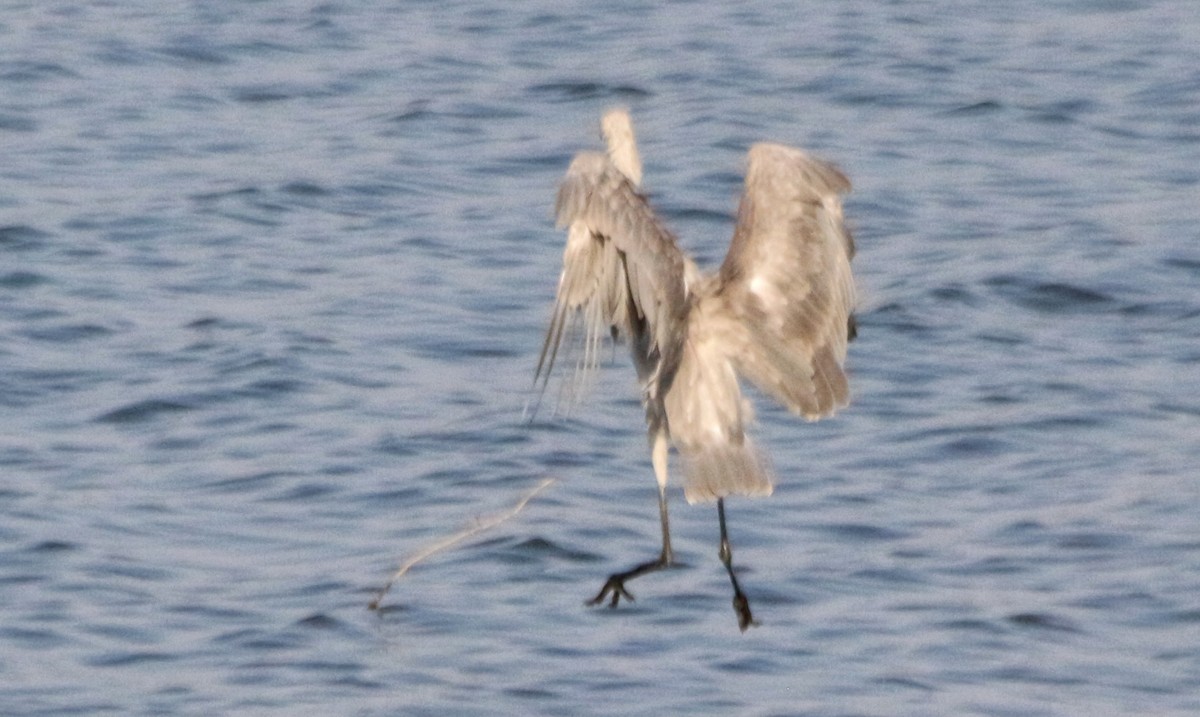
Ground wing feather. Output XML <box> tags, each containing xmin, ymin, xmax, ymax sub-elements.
<box><xmin>714</xmin><ymin>142</ymin><xmax>857</xmax><ymax>420</ymax></box>
<box><xmin>532</xmin><ymin>152</ymin><xmax>687</xmax><ymax>412</ymax></box>
<box><xmin>660</xmin><ymin>143</ymin><xmax>857</xmax><ymax>501</ymax></box>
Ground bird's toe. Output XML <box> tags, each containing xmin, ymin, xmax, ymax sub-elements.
<box><xmin>588</xmin><ymin>576</ymin><xmax>635</xmax><ymax>608</ymax></box>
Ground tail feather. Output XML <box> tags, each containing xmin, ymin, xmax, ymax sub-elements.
<box><xmin>680</xmin><ymin>439</ymin><xmax>774</xmax><ymax>504</ymax></box>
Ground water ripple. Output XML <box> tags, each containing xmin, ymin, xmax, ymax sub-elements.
<box><xmin>3</xmin><ymin>1</ymin><xmax>1198</xmax><ymax>715</ymax></box>
<box><xmin>95</xmin><ymin>399</ymin><xmax>194</xmax><ymax>424</ymax></box>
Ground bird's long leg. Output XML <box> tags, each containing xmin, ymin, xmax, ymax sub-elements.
<box><xmin>718</xmin><ymin>498</ymin><xmax>759</xmax><ymax>631</ymax></box>
<box><xmin>589</xmin><ymin>429</ymin><xmax>673</xmax><ymax>608</ymax></box>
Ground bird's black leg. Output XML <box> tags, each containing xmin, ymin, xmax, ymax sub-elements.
<box><xmin>588</xmin><ymin>484</ymin><xmax>673</xmax><ymax>608</ymax></box>
<box><xmin>718</xmin><ymin>498</ymin><xmax>759</xmax><ymax>631</ymax></box>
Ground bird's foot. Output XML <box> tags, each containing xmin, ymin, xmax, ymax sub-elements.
<box><xmin>732</xmin><ymin>590</ymin><xmax>760</xmax><ymax>632</ymax></box>
<box><xmin>586</xmin><ymin>556</ymin><xmax>670</xmax><ymax>609</ymax></box>
<box><xmin>589</xmin><ymin>575</ymin><xmax>636</xmax><ymax>608</ymax></box>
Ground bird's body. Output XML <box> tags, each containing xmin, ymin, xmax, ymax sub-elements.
<box><xmin>535</xmin><ymin>109</ymin><xmax>857</xmax><ymax>629</ymax></box>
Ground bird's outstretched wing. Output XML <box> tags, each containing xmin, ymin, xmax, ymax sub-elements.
<box><xmin>664</xmin><ymin>143</ymin><xmax>855</xmax><ymax>503</ymax></box>
<box><xmin>532</xmin><ymin>152</ymin><xmax>687</xmax><ymax>413</ymax></box>
<box><xmin>716</xmin><ymin>142</ymin><xmax>857</xmax><ymax>419</ymax></box>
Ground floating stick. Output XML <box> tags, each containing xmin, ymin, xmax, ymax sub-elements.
<box><xmin>369</xmin><ymin>478</ymin><xmax>556</xmax><ymax>610</ymax></box>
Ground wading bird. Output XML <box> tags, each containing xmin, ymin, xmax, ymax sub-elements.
<box><xmin>534</xmin><ymin>109</ymin><xmax>857</xmax><ymax>631</ymax></box>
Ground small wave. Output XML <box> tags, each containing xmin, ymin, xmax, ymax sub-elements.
<box><xmin>0</xmin><ymin>61</ymin><xmax>78</xmax><ymax>82</ymax></box>
<box><xmin>528</xmin><ymin>81</ymin><xmax>652</xmax><ymax>103</ymax></box>
<box><xmin>0</xmin><ymin>225</ymin><xmax>51</xmax><ymax>250</ymax></box>
<box><xmin>157</xmin><ymin>36</ymin><xmax>232</xmax><ymax>66</ymax></box>
<box><xmin>817</xmin><ymin>522</ymin><xmax>909</xmax><ymax>542</ymax></box>
<box><xmin>946</xmin><ymin>99</ymin><xmax>1005</xmax><ymax>116</ymax></box>
<box><xmin>22</xmin><ymin>323</ymin><xmax>113</xmax><ymax>343</ymax></box>
<box><xmin>0</xmin><ymin>113</ymin><xmax>36</xmax><ymax>132</ymax></box>
<box><xmin>1006</xmin><ymin>611</ymin><xmax>1081</xmax><ymax>633</ymax></box>
<box><xmin>0</xmin><ymin>271</ymin><xmax>48</xmax><ymax>289</ymax></box>
<box><xmin>95</xmin><ymin>399</ymin><xmax>193</xmax><ymax>424</ymax></box>
<box><xmin>986</xmin><ymin>275</ymin><xmax>1114</xmax><ymax>314</ymax></box>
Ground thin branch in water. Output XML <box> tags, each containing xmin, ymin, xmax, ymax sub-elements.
<box><xmin>368</xmin><ymin>478</ymin><xmax>557</xmax><ymax>611</ymax></box>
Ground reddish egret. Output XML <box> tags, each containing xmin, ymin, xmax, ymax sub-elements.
<box><xmin>535</xmin><ymin>109</ymin><xmax>857</xmax><ymax>630</ymax></box>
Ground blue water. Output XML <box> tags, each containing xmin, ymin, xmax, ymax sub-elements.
<box><xmin>3</xmin><ymin>1</ymin><xmax>1199</xmax><ymax>714</ymax></box>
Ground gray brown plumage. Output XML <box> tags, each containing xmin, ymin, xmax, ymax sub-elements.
<box><xmin>533</xmin><ymin>109</ymin><xmax>857</xmax><ymax>627</ymax></box>
<box><xmin>537</xmin><ymin>112</ymin><xmax>856</xmax><ymax>503</ymax></box>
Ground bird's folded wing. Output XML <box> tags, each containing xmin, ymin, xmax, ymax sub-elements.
<box><xmin>714</xmin><ymin>143</ymin><xmax>857</xmax><ymax>420</ymax></box>
<box><xmin>533</xmin><ymin>152</ymin><xmax>687</xmax><ymax>409</ymax></box>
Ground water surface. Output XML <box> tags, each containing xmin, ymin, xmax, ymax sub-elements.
<box><xmin>2</xmin><ymin>1</ymin><xmax>1198</xmax><ymax>715</ymax></box>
